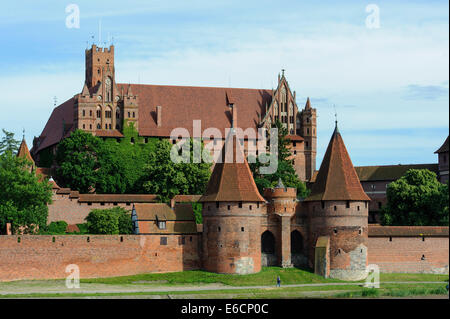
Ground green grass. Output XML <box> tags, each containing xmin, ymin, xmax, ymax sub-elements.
<box><xmin>334</xmin><ymin>285</ymin><xmax>448</xmax><ymax>298</ymax></box>
<box><xmin>80</xmin><ymin>267</ymin><xmax>344</xmax><ymax>286</ymax></box>
<box><xmin>80</xmin><ymin>267</ymin><xmax>448</xmax><ymax>287</ymax></box>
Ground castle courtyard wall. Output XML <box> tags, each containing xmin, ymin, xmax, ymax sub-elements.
<box><xmin>0</xmin><ymin>234</ymin><xmax>201</xmax><ymax>282</ymax></box>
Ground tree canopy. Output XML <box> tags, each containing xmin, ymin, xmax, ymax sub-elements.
<box><xmin>381</xmin><ymin>169</ymin><xmax>449</xmax><ymax>226</ymax></box>
<box><xmin>249</xmin><ymin>120</ymin><xmax>309</xmax><ymax>198</ymax></box>
<box><xmin>85</xmin><ymin>207</ymin><xmax>133</xmax><ymax>235</ymax></box>
<box><xmin>55</xmin><ymin>125</ymin><xmax>212</xmax><ymax>202</ymax></box>
<box><xmin>0</xmin><ymin>150</ymin><xmax>52</xmax><ymax>234</ymax></box>
<box><xmin>0</xmin><ymin>129</ymin><xmax>20</xmax><ymax>155</ymax></box>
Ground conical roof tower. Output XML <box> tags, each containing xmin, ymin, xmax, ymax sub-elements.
<box><xmin>305</xmin><ymin>123</ymin><xmax>369</xmax><ymax>202</ymax></box>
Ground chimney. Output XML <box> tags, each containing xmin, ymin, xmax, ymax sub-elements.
<box><xmin>156</xmin><ymin>105</ymin><xmax>162</xmax><ymax>127</ymax></box>
<box><xmin>231</xmin><ymin>103</ymin><xmax>237</xmax><ymax>128</ymax></box>
<box><xmin>170</xmin><ymin>197</ymin><xmax>175</xmax><ymax>209</ymax></box>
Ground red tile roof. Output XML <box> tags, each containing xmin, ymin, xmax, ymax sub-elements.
<box><xmin>305</xmin><ymin>125</ymin><xmax>370</xmax><ymax>202</ymax></box>
<box><xmin>435</xmin><ymin>135</ymin><xmax>449</xmax><ymax>153</ymax></box>
<box><xmin>17</xmin><ymin>138</ymin><xmax>35</xmax><ymax>165</ymax></box>
<box><xmin>369</xmin><ymin>226</ymin><xmax>449</xmax><ymax>237</ymax></box>
<box><xmin>199</xmin><ymin>129</ymin><xmax>265</xmax><ymax>203</ymax></box>
<box><xmin>33</xmin><ymin>98</ymin><xmax>75</xmax><ymax>153</ymax></box>
<box><xmin>286</xmin><ymin>135</ymin><xmax>304</xmax><ymax>142</ymax></box>
<box><xmin>117</xmin><ymin>84</ymin><xmax>271</xmax><ymax>138</ymax></box>
<box><xmin>95</xmin><ymin>130</ymin><xmax>124</xmax><ymax>138</ymax></box>
<box><xmin>77</xmin><ymin>194</ymin><xmax>158</xmax><ymax>203</ymax></box>
<box><xmin>355</xmin><ymin>163</ymin><xmax>439</xmax><ymax>182</ymax></box>
<box><xmin>172</xmin><ymin>195</ymin><xmax>202</xmax><ymax>202</ymax></box>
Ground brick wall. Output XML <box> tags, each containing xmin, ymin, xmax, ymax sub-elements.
<box><xmin>368</xmin><ymin>236</ymin><xmax>449</xmax><ymax>274</ymax></box>
<box><xmin>0</xmin><ymin>234</ymin><xmax>201</xmax><ymax>282</ymax></box>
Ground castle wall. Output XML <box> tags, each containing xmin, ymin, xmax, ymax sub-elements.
<box><xmin>47</xmin><ymin>192</ymin><xmax>133</xmax><ymax>225</ymax></box>
<box><xmin>367</xmin><ymin>236</ymin><xmax>449</xmax><ymax>274</ymax></box>
<box><xmin>0</xmin><ymin>234</ymin><xmax>201</xmax><ymax>282</ymax></box>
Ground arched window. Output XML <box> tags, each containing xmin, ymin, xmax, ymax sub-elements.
<box><xmin>96</xmin><ymin>106</ymin><xmax>101</xmax><ymax>119</ymax></box>
<box><xmin>105</xmin><ymin>106</ymin><xmax>112</xmax><ymax>118</ymax></box>
<box><xmin>291</xmin><ymin>230</ymin><xmax>303</xmax><ymax>254</ymax></box>
<box><xmin>261</xmin><ymin>231</ymin><xmax>275</xmax><ymax>254</ymax></box>
<box><xmin>105</xmin><ymin>77</ymin><xmax>112</xmax><ymax>102</ymax></box>
<box><xmin>97</xmin><ymin>124</ymin><xmax>101</xmax><ymax>129</ymax></box>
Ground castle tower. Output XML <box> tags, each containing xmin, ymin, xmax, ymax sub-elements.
<box><xmin>75</xmin><ymin>44</ymin><xmax>136</xmax><ymax>134</ymax></box>
<box><xmin>199</xmin><ymin>105</ymin><xmax>266</xmax><ymax>275</ymax></box>
<box><xmin>17</xmin><ymin>136</ymin><xmax>35</xmax><ymax>173</ymax></box>
<box><xmin>304</xmin><ymin>122</ymin><xmax>370</xmax><ymax>281</ymax></box>
<box><xmin>263</xmin><ymin>178</ymin><xmax>297</xmax><ymax>268</ymax></box>
<box><xmin>299</xmin><ymin>98</ymin><xmax>317</xmax><ymax>181</ymax></box>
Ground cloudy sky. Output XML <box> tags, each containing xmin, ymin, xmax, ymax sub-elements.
<box><xmin>0</xmin><ymin>0</ymin><xmax>448</xmax><ymax>167</ymax></box>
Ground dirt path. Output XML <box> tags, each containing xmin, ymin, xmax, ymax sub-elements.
<box><xmin>0</xmin><ymin>280</ymin><xmax>446</xmax><ymax>296</ymax></box>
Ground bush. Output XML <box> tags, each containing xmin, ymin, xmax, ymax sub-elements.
<box><xmin>85</xmin><ymin>207</ymin><xmax>132</xmax><ymax>235</ymax></box>
<box><xmin>48</xmin><ymin>221</ymin><xmax>68</xmax><ymax>234</ymax></box>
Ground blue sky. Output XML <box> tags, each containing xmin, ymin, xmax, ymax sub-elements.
<box><xmin>0</xmin><ymin>0</ymin><xmax>448</xmax><ymax>167</ymax></box>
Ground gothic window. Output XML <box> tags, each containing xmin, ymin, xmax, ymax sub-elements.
<box><xmin>82</xmin><ymin>110</ymin><xmax>85</xmax><ymax>117</ymax></box>
<box><xmin>96</xmin><ymin>107</ymin><xmax>101</xmax><ymax>119</ymax></box>
<box><xmin>105</xmin><ymin>106</ymin><xmax>112</xmax><ymax>118</ymax></box>
<box><xmin>105</xmin><ymin>77</ymin><xmax>112</xmax><ymax>102</ymax></box>
<box><xmin>97</xmin><ymin>124</ymin><xmax>101</xmax><ymax>129</ymax></box>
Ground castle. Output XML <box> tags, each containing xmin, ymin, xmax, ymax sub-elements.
<box><xmin>31</xmin><ymin>44</ymin><xmax>317</xmax><ymax>182</ymax></box>
<box><xmin>0</xmin><ymin>45</ymin><xmax>448</xmax><ymax>282</ymax></box>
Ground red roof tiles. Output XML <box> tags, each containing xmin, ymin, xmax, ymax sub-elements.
<box><xmin>199</xmin><ymin>129</ymin><xmax>265</xmax><ymax>203</ymax></box>
<box><xmin>17</xmin><ymin>138</ymin><xmax>35</xmax><ymax>165</ymax></box>
<box><xmin>305</xmin><ymin>125</ymin><xmax>370</xmax><ymax>202</ymax></box>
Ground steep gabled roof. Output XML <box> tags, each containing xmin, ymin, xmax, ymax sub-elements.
<box><xmin>435</xmin><ymin>135</ymin><xmax>449</xmax><ymax>154</ymax></box>
<box><xmin>305</xmin><ymin>124</ymin><xmax>370</xmax><ymax>202</ymax></box>
<box><xmin>199</xmin><ymin>127</ymin><xmax>265</xmax><ymax>203</ymax></box>
<box><xmin>355</xmin><ymin>163</ymin><xmax>439</xmax><ymax>182</ymax></box>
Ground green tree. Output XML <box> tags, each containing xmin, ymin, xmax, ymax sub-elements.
<box><xmin>249</xmin><ymin>120</ymin><xmax>309</xmax><ymax>198</ymax></box>
<box><xmin>142</xmin><ymin>139</ymin><xmax>212</xmax><ymax>202</ymax></box>
<box><xmin>85</xmin><ymin>207</ymin><xmax>132</xmax><ymax>234</ymax></box>
<box><xmin>0</xmin><ymin>151</ymin><xmax>52</xmax><ymax>234</ymax></box>
<box><xmin>0</xmin><ymin>129</ymin><xmax>20</xmax><ymax>155</ymax></box>
<box><xmin>55</xmin><ymin>130</ymin><xmax>103</xmax><ymax>193</ymax></box>
<box><xmin>381</xmin><ymin>169</ymin><xmax>449</xmax><ymax>226</ymax></box>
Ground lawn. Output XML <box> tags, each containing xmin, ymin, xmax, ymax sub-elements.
<box><xmin>80</xmin><ymin>267</ymin><xmax>448</xmax><ymax>286</ymax></box>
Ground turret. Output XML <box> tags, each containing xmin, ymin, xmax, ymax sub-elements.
<box><xmin>199</xmin><ymin>106</ymin><xmax>266</xmax><ymax>274</ymax></box>
<box><xmin>299</xmin><ymin>97</ymin><xmax>317</xmax><ymax>181</ymax></box>
<box><xmin>304</xmin><ymin>122</ymin><xmax>370</xmax><ymax>280</ymax></box>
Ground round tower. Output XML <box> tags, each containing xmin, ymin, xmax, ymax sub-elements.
<box><xmin>305</xmin><ymin>123</ymin><xmax>370</xmax><ymax>281</ymax></box>
<box><xmin>264</xmin><ymin>178</ymin><xmax>297</xmax><ymax>268</ymax></box>
<box><xmin>199</xmin><ymin>105</ymin><xmax>266</xmax><ymax>274</ymax></box>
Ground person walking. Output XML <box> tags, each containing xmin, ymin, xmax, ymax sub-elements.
<box><xmin>276</xmin><ymin>275</ymin><xmax>281</xmax><ymax>287</ymax></box>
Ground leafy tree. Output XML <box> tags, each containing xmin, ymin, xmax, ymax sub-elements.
<box><xmin>192</xmin><ymin>202</ymin><xmax>203</xmax><ymax>224</ymax></box>
<box><xmin>85</xmin><ymin>207</ymin><xmax>133</xmax><ymax>234</ymax></box>
<box><xmin>249</xmin><ymin>120</ymin><xmax>309</xmax><ymax>198</ymax></box>
<box><xmin>381</xmin><ymin>169</ymin><xmax>449</xmax><ymax>226</ymax></box>
<box><xmin>0</xmin><ymin>151</ymin><xmax>52</xmax><ymax>234</ymax></box>
<box><xmin>142</xmin><ymin>139</ymin><xmax>212</xmax><ymax>203</ymax></box>
<box><xmin>55</xmin><ymin>130</ymin><xmax>102</xmax><ymax>193</ymax></box>
<box><xmin>0</xmin><ymin>129</ymin><xmax>20</xmax><ymax>155</ymax></box>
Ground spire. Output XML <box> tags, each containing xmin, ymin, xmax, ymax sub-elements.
<box><xmin>81</xmin><ymin>82</ymin><xmax>89</xmax><ymax>96</ymax></box>
<box><xmin>199</xmin><ymin>128</ymin><xmax>265</xmax><ymax>203</ymax></box>
<box><xmin>275</xmin><ymin>177</ymin><xmax>285</xmax><ymax>189</ymax></box>
<box><xmin>305</xmin><ymin>97</ymin><xmax>311</xmax><ymax>109</ymax></box>
<box><xmin>17</xmin><ymin>137</ymin><xmax>35</xmax><ymax>168</ymax></box>
<box><xmin>305</xmin><ymin>126</ymin><xmax>370</xmax><ymax>202</ymax></box>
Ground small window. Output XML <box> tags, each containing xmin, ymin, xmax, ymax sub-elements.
<box><xmin>357</xmin><ymin>206</ymin><xmax>360</xmax><ymax>211</ymax></box>
<box><xmin>133</xmin><ymin>112</ymin><xmax>135</xmax><ymax>118</ymax></box>
<box><xmin>52</xmin><ymin>237</ymin><xmax>56</xmax><ymax>243</ymax></box>
<box><xmin>158</xmin><ymin>221</ymin><xmax>166</xmax><ymax>230</ymax></box>
<box><xmin>334</xmin><ymin>229</ymin><xmax>337</xmax><ymax>234</ymax></box>
<box><xmin>120</xmin><ymin>236</ymin><xmax>123</xmax><ymax>242</ymax></box>
<box><xmin>190</xmin><ymin>236</ymin><xmax>193</xmax><ymax>242</ymax></box>
<box><xmin>179</xmin><ymin>237</ymin><xmax>186</xmax><ymax>245</ymax></box>
<box><xmin>88</xmin><ymin>202</ymin><xmax>92</xmax><ymax>206</ymax></box>
<box><xmin>321</xmin><ymin>201</ymin><xmax>325</xmax><ymax>209</ymax></box>
<box><xmin>100</xmin><ymin>202</ymin><xmax>105</xmax><ymax>206</ymax></box>
<box><xmin>160</xmin><ymin>237</ymin><xmax>167</xmax><ymax>245</ymax></box>
<box><xmin>83</xmin><ymin>124</ymin><xmax>85</xmax><ymax>129</ymax></box>
<box><xmin>216</xmin><ymin>202</ymin><xmax>219</xmax><ymax>208</ymax></box>
<box><xmin>389</xmin><ymin>236</ymin><xmax>392</xmax><ymax>242</ymax></box>
<box><xmin>249</xmin><ymin>205</ymin><xmax>252</xmax><ymax>210</ymax></box>
<box><xmin>378</xmin><ymin>202</ymin><xmax>382</xmax><ymax>209</ymax></box>
<box><xmin>113</xmin><ymin>202</ymin><xmax>118</xmax><ymax>206</ymax></box>
<box><xmin>227</xmin><ymin>205</ymin><xmax>230</xmax><ymax>210</ymax></box>
<box><xmin>421</xmin><ymin>255</ymin><xmax>425</xmax><ymax>261</ymax></box>
<box><xmin>334</xmin><ymin>206</ymin><xmax>337</xmax><ymax>211</ymax></box>
<box><xmin>346</xmin><ymin>201</ymin><xmax>350</xmax><ymax>208</ymax></box>
<box><xmin>257</xmin><ymin>203</ymin><xmax>260</xmax><ymax>208</ymax></box>
<box><xmin>126</xmin><ymin>202</ymin><xmax>131</xmax><ymax>206</ymax></box>
<box><xmin>87</xmin><ymin>237</ymin><xmax>90</xmax><ymax>243</ymax></box>
<box><xmin>241</xmin><ymin>227</ymin><xmax>245</xmax><ymax>232</ymax></box>
<box><xmin>218</xmin><ymin>226</ymin><xmax>221</xmax><ymax>232</ymax></box>
<box><xmin>238</xmin><ymin>202</ymin><xmax>242</xmax><ymax>208</ymax></box>
<box><xmin>82</xmin><ymin>110</ymin><xmax>86</xmax><ymax>117</ymax></box>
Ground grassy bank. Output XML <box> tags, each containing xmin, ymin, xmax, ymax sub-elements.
<box><xmin>80</xmin><ymin>267</ymin><xmax>448</xmax><ymax>286</ymax></box>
